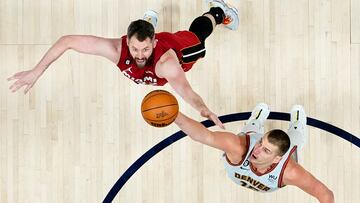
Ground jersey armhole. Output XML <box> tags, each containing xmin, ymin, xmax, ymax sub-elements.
<box><xmin>117</xmin><ymin>36</ymin><xmax>128</xmax><ymax>68</ymax></box>
<box><xmin>224</xmin><ymin>134</ymin><xmax>250</xmax><ymax>166</ymax></box>
<box><xmin>278</xmin><ymin>146</ymin><xmax>298</xmax><ymax>188</ymax></box>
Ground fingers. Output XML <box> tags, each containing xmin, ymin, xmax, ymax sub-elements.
<box><xmin>212</xmin><ymin>115</ymin><xmax>225</xmax><ymax>129</ymax></box>
<box><xmin>7</xmin><ymin>71</ymin><xmax>24</xmax><ymax>81</ymax></box>
<box><xmin>9</xmin><ymin>80</ymin><xmax>26</xmax><ymax>93</ymax></box>
<box><xmin>7</xmin><ymin>75</ymin><xmax>18</xmax><ymax>81</ymax></box>
<box><xmin>8</xmin><ymin>79</ymin><xmax>33</xmax><ymax>94</ymax></box>
<box><xmin>206</xmin><ymin>112</ymin><xmax>225</xmax><ymax>129</ymax></box>
<box><xmin>9</xmin><ymin>80</ymin><xmax>20</xmax><ymax>90</ymax></box>
<box><xmin>200</xmin><ymin>110</ymin><xmax>225</xmax><ymax>129</ymax></box>
<box><xmin>24</xmin><ymin>83</ymin><xmax>34</xmax><ymax>94</ymax></box>
<box><xmin>7</xmin><ymin>76</ymin><xmax>15</xmax><ymax>81</ymax></box>
<box><xmin>10</xmin><ymin>85</ymin><xmax>23</xmax><ymax>93</ymax></box>
<box><xmin>217</xmin><ymin>121</ymin><xmax>225</xmax><ymax>129</ymax></box>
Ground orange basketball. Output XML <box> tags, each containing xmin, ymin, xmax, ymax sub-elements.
<box><xmin>141</xmin><ymin>90</ymin><xmax>179</xmax><ymax>127</ymax></box>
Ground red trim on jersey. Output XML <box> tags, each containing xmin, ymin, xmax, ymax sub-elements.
<box><xmin>250</xmin><ymin>160</ymin><xmax>278</xmax><ymax>176</ymax></box>
<box><xmin>224</xmin><ymin>134</ymin><xmax>250</xmax><ymax>166</ymax></box>
<box><xmin>278</xmin><ymin>146</ymin><xmax>297</xmax><ymax>188</ymax></box>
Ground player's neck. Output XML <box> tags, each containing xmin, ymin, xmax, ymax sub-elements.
<box><xmin>251</xmin><ymin>162</ymin><xmax>274</xmax><ymax>174</ymax></box>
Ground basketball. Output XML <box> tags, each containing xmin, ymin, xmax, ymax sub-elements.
<box><xmin>141</xmin><ymin>90</ymin><xmax>179</xmax><ymax>127</ymax></box>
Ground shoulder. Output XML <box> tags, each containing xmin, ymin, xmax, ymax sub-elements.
<box><xmin>158</xmin><ymin>49</ymin><xmax>178</xmax><ymax>64</ymax></box>
<box><xmin>111</xmin><ymin>38</ymin><xmax>122</xmax><ymax>50</ymax></box>
<box><xmin>224</xmin><ymin>134</ymin><xmax>249</xmax><ymax>164</ymax></box>
<box><xmin>104</xmin><ymin>38</ymin><xmax>121</xmax><ymax>65</ymax></box>
<box><xmin>155</xmin><ymin>49</ymin><xmax>181</xmax><ymax>78</ymax></box>
<box><xmin>238</xmin><ymin>134</ymin><xmax>248</xmax><ymax>152</ymax></box>
<box><xmin>281</xmin><ymin>158</ymin><xmax>307</xmax><ymax>185</ymax></box>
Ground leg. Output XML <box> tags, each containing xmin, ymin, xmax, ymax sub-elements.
<box><xmin>183</xmin><ymin>1</ymin><xmax>239</xmax><ymax>63</ymax></box>
<box><xmin>288</xmin><ymin>105</ymin><xmax>307</xmax><ymax>150</ymax></box>
<box><xmin>189</xmin><ymin>15</ymin><xmax>216</xmax><ymax>43</ymax></box>
<box><xmin>188</xmin><ymin>0</ymin><xmax>239</xmax><ymax>43</ymax></box>
<box><xmin>240</xmin><ymin>103</ymin><xmax>270</xmax><ymax>134</ymax></box>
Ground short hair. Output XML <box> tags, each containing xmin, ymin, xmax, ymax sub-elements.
<box><xmin>127</xmin><ymin>19</ymin><xmax>155</xmax><ymax>41</ymax></box>
<box><xmin>266</xmin><ymin>129</ymin><xmax>290</xmax><ymax>156</ymax></box>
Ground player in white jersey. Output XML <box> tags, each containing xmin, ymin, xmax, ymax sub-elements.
<box><xmin>174</xmin><ymin>103</ymin><xmax>334</xmax><ymax>203</ymax></box>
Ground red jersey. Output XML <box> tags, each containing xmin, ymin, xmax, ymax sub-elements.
<box><xmin>117</xmin><ymin>31</ymin><xmax>203</xmax><ymax>86</ymax></box>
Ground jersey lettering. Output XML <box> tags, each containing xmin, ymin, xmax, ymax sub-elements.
<box><xmin>235</xmin><ymin>173</ymin><xmax>271</xmax><ymax>192</ymax></box>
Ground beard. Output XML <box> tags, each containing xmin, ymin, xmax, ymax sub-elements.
<box><xmin>134</xmin><ymin>54</ymin><xmax>154</xmax><ymax>68</ymax></box>
<box><xmin>135</xmin><ymin>57</ymin><xmax>147</xmax><ymax>68</ymax></box>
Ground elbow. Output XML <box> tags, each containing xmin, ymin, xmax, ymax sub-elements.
<box><xmin>58</xmin><ymin>35</ymin><xmax>74</xmax><ymax>50</ymax></box>
<box><xmin>319</xmin><ymin>189</ymin><xmax>334</xmax><ymax>203</ymax></box>
<box><xmin>327</xmin><ymin>190</ymin><xmax>334</xmax><ymax>203</ymax></box>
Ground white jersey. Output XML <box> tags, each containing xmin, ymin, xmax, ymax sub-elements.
<box><xmin>222</xmin><ymin>132</ymin><xmax>297</xmax><ymax>193</ymax></box>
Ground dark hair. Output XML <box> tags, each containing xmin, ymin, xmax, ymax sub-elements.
<box><xmin>127</xmin><ymin>19</ymin><xmax>155</xmax><ymax>41</ymax></box>
<box><xmin>266</xmin><ymin>129</ymin><xmax>290</xmax><ymax>156</ymax></box>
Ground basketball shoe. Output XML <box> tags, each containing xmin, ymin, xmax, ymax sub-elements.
<box><xmin>207</xmin><ymin>0</ymin><xmax>239</xmax><ymax>30</ymax></box>
<box><xmin>143</xmin><ymin>10</ymin><xmax>158</xmax><ymax>29</ymax></box>
<box><xmin>288</xmin><ymin>105</ymin><xmax>307</xmax><ymax>151</ymax></box>
<box><xmin>245</xmin><ymin>103</ymin><xmax>270</xmax><ymax>133</ymax></box>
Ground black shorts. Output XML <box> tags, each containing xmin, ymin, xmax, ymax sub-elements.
<box><xmin>183</xmin><ymin>16</ymin><xmax>213</xmax><ymax>62</ymax></box>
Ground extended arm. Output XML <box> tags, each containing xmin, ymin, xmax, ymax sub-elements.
<box><xmin>8</xmin><ymin>35</ymin><xmax>120</xmax><ymax>93</ymax></box>
<box><xmin>283</xmin><ymin>160</ymin><xmax>334</xmax><ymax>203</ymax></box>
<box><xmin>156</xmin><ymin>50</ymin><xmax>224</xmax><ymax>129</ymax></box>
<box><xmin>174</xmin><ymin>112</ymin><xmax>245</xmax><ymax>160</ymax></box>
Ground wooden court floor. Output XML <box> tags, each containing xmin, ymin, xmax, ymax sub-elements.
<box><xmin>1</xmin><ymin>0</ymin><xmax>360</xmax><ymax>202</ymax></box>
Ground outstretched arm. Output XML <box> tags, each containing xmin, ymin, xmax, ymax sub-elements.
<box><xmin>156</xmin><ymin>50</ymin><xmax>224</xmax><ymax>129</ymax></box>
<box><xmin>174</xmin><ymin>112</ymin><xmax>245</xmax><ymax>160</ymax></box>
<box><xmin>8</xmin><ymin>35</ymin><xmax>121</xmax><ymax>93</ymax></box>
<box><xmin>283</xmin><ymin>160</ymin><xmax>334</xmax><ymax>203</ymax></box>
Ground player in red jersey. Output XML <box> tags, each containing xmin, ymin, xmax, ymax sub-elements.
<box><xmin>7</xmin><ymin>0</ymin><xmax>239</xmax><ymax>128</ymax></box>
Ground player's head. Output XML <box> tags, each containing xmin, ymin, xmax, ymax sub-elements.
<box><xmin>127</xmin><ymin>19</ymin><xmax>157</xmax><ymax>68</ymax></box>
<box><xmin>249</xmin><ymin>129</ymin><xmax>290</xmax><ymax>165</ymax></box>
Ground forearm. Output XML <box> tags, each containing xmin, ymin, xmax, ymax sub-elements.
<box><xmin>181</xmin><ymin>88</ymin><xmax>209</xmax><ymax>113</ymax></box>
<box><xmin>174</xmin><ymin>112</ymin><xmax>210</xmax><ymax>142</ymax></box>
<box><xmin>176</xmin><ymin>84</ymin><xmax>224</xmax><ymax>128</ymax></box>
<box><xmin>34</xmin><ymin>36</ymin><xmax>71</xmax><ymax>73</ymax></box>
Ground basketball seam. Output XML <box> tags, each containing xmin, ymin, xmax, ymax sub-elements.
<box><xmin>142</xmin><ymin>91</ymin><xmax>172</xmax><ymax>105</ymax></box>
<box><xmin>144</xmin><ymin>111</ymin><xmax>179</xmax><ymax>122</ymax></box>
<box><xmin>142</xmin><ymin>104</ymin><xmax>179</xmax><ymax>113</ymax></box>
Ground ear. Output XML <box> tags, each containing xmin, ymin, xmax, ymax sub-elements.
<box><xmin>153</xmin><ymin>38</ymin><xmax>158</xmax><ymax>48</ymax></box>
<box><xmin>273</xmin><ymin>155</ymin><xmax>282</xmax><ymax>164</ymax></box>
